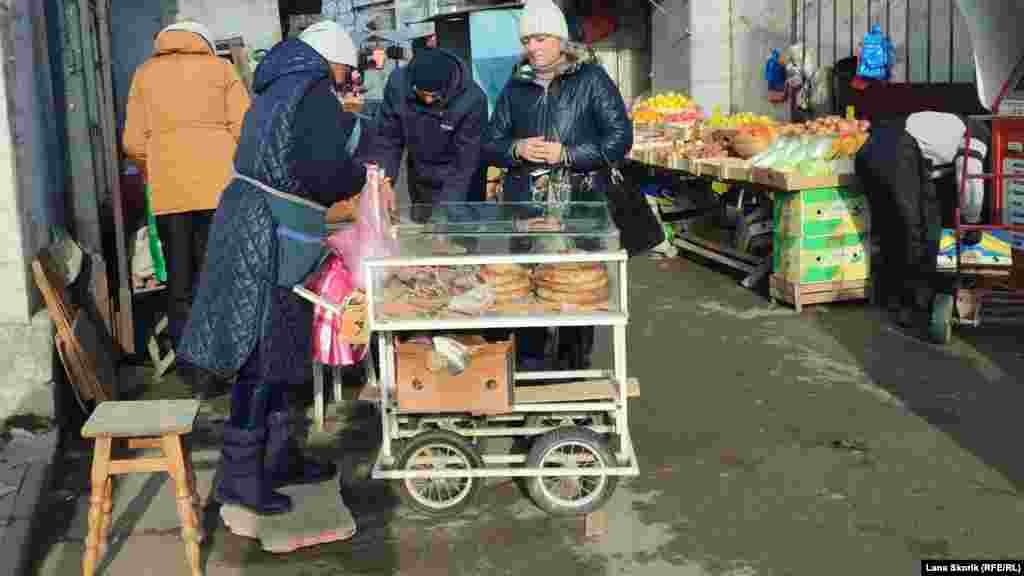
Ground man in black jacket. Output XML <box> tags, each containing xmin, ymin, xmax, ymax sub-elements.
<box><xmin>371</xmin><ymin>48</ymin><xmax>488</xmax><ymax>221</ymax></box>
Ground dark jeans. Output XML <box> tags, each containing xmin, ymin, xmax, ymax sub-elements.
<box><xmin>156</xmin><ymin>210</ymin><xmax>214</xmax><ymax>346</ymax></box>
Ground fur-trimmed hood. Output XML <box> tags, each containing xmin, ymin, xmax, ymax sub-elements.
<box><xmin>511</xmin><ymin>42</ymin><xmax>600</xmax><ymax>83</ymax></box>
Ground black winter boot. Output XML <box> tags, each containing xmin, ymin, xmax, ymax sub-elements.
<box><xmin>265</xmin><ymin>411</ymin><xmax>337</xmax><ymax>488</ymax></box>
<box><xmin>214</xmin><ymin>425</ymin><xmax>293</xmax><ymax>515</ymax></box>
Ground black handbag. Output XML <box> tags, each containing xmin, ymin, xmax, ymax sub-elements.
<box><xmin>599</xmin><ymin>151</ymin><xmax>665</xmax><ymax>257</ymax></box>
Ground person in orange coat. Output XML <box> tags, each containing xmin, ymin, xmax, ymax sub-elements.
<box><xmin>123</xmin><ymin>18</ymin><xmax>250</xmax><ymax>399</ymax></box>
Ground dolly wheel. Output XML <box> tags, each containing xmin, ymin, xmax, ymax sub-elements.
<box><xmin>525</xmin><ymin>427</ymin><xmax>619</xmax><ymax>517</ymax></box>
<box><xmin>395</xmin><ymin>430</ymin><xmax>484</xmax><ymax>517</ymax></box>
<box><xmin>929</xmin><ymin>293</ymin><xmax>955</xmax><ymax>345</ymax></box>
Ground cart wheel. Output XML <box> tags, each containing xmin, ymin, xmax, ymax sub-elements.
<box><xmin>525</xmin><ymin>427</ymin><xmax>619</xmax><ymax>517</ymax></box>
<box><xmin>929</xmin><ymin>293</ymin><xmax>955</xmax><ymax>345</ymax></box>
<box><xmin>395</xmin><ymin>429</ymin><xmax>484</xmax><ymax>517</ymax></box>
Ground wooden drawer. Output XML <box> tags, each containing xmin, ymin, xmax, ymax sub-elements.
<box><xmin>395</xmin><ymin>336</ymin><xmax>514</xmax><ymax>415</ymax></box>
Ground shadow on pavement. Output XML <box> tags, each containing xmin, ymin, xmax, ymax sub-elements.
<box><xmin>811</xmin><ymin>301</ymin><xmax>1024</xmax><ymax>492</ymax></box>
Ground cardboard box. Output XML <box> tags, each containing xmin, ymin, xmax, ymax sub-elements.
<box><xmin>395</xmin><ymin>336</ymin><xmax>513</xmax><ymax>415</ymax></box>
<box><xmin>773</xmin><ymin>233</ymin><xmax>871</xmax><ymax>283</ymax></box>
<box><xmin>774</xmin><ymin>187</ymin><xmax>870</xmax><ymax>239</ymax></box>
<box><xmin>936</xmin><ymin>229</ymin><xmax>1014</xmax><ymax>269</ymax></box>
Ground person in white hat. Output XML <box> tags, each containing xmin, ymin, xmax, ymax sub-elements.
<box><xmin>483</xmin><ymin>0</ymin><xmax>666</xmax><ymax>371</ymax></box>
<box><xmin>123</xmin><ymin>17</ymin><xmax>250</xmax><ymax>401</ymax></box>
<box><xmin>299</xmin><ymin>20</ymin><xmax>360</xmax><ymax>93</ymax></box>
<box><xmin>178</xmin><ymin>20</ymin><xmax>367</xmax><ymax>520</ymax></box>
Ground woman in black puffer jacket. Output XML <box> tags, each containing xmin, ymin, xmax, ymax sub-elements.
<box><xmin>483</xmin><ymin>0</ymin><xmax>661</xmax><ymax>371</ymax></box>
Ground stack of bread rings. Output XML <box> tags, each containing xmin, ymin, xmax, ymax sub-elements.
<box><xmin>532</xmin><ymin>262</ymin><xmax>610</xmax><ymax>308</ymax></box>
<box><xmin>478</xmin><ymin>264</ymin><xmax>532</xmax><ymax>305</ymax></box>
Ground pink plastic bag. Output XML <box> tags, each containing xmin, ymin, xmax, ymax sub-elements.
<box><xmin>305</xmin><ymin>254</ymin><xmax>367</xmax><ymax>367</ymax></box>
<box><xmin>325</xmin><ymin>164</ymin><xmax>398</xmax><ymax>289</ymax></box>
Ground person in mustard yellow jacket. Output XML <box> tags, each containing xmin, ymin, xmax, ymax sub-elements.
<box><xmin>123</xmin><ymin>18</ymin><xmax>250</xmax><ymax>399</ymax></box>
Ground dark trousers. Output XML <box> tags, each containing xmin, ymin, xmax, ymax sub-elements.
<box><xmin>856</xmin><ymin>127</ymin><xmax>942</xmax><ymax>310</ymax></box>
<box><xmin>156</xmin><ymin>210</ymin><xmax>214</xmax><ymax>346</ymax></box>
<box><xmin>230</xmin><ymin>346</ymin><xmax>288</xmax><ymax>430</ymax></box>
<box><xmin>518</xmin><ymin>327</ymin><xmax>595</xmax><ymax>370</ymax></box>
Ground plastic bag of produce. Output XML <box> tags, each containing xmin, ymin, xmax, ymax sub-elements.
<box><xmin>753</xmin><ymin>136</ymin><xmax>793</xmax><ymax>168</ymax></box>
<box><xmin>796</xmin><ymin>159</ymin><xmax>833</xmax><ymax>177</ymax></box>
<box><xmin>810</xmin><ymin>136</ymin><xmax>835</xmax><ymax>160</ymax></box>
<box><xmin>325</xmin><ymin>164</ymin><xmax>399</xmax><ymax>289</ymax></box>
<box><xmin>305</xmin><ymin>254</ymin><xmax>368</xmax><ymax>366</ymax></box>
<box><xmin>857</xmin><ymin>24</ymin><xmax>894</xmax><ymax>81</ymax></box>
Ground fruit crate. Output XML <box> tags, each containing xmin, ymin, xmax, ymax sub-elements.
<box><xmin>769</xmin><ymin>185</ymin><xmax>872</xmax><ymax>311</ymax></box>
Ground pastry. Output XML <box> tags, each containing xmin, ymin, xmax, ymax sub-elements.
<box><xmin>533</xmin><ymin>266</ymin><xmax>608</xmax><ymax>287</ymax></box>
<box><xmin>480</xmin><ymin>268</ymin><xmax>531</xmax><ymax>286</ymax></box>
<box><xmin>534</xmin><ymin>275</ymin><xmax>609</xmax><ymax>293</ymax></box>
<box><xmin>536</xmin><ymin>285</ymin><xmax>610</xmax><ymax>306</ymax></box>
<box><xmin>481</xmin><ymin>263</ymin><xmax>528</xmax><ymax>276</ymax></box>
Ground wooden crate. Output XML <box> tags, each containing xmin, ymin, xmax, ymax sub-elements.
<box><xmin>770</xmin><ymin>275</ymin><xmax>871</xmax><ymax>312</ymax></box>
<box><xmin>721</xmin><ymin>158</ymin><xmax>753</xmax><ymax>182</ymax></box>
<box><xmin>700</xmin><ymin>159</ymin><xmax>725</xmax><ymax>179</ymax></box>
<box><xmin>752</xmin><ymin>167</ymin><xmax>857</xmax><ymax>191</ymax></box>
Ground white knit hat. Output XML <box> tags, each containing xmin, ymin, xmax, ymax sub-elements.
<box><xmin>519</xmin><ymin>0</ymin><xmax>569</xmax><ymax>40</ymax></box>
<box><xmin>299</xmin><ymin>20</ymin><xmax>358</xmax><ymax>67</ymax></box>
<box><xmin>161</xmin><ymin>20</ymin><xmax>217</xmax><ymax>53</ymax></box>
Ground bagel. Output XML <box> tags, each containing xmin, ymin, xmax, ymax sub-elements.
<box><xmin>533</xmin><ymin>266</ymin><xmax>608</xmax><ymax>287</ymax></box>
<box><xmin>479</xmin><ymin>268</ymin><xmax>531</xmax><ymax>286</ymax></box>
<box><xmin>535</xmin><ymin>275</ymin><xmax>609</xmax><ymax>293</ymax></box>
<box><xmin>493</xmin><ymin>287</ymin><xmax>532</xmax><ymax>304</ymax></box>
<box><xmin>536</xmin><ymin>285</ymin><xmax>610</xmax><ymax>306</ymax></box>
<box><xmin>481</xmin><ymin>263</ymin><xmax>528</xmax><ymax>276</ymax></box>
<box><xmin>492</xmin><ymin>277</ymin><xmax>533</xmax><ymax>294</ymax></box>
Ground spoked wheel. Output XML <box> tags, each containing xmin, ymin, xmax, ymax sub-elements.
<box><xmin>525</xmin><ymin>427</ymin><xmax>618</xmax><ymax>516</ymax></box>
<box><xmin>929</xmin><ymin>293</ymin><xmax>955</xmax><ymax>345</ymax></box>
<box><xmin>395</xmin><ymin>430</ymin><xmax>484</xmax><ymax>517</ymax></box>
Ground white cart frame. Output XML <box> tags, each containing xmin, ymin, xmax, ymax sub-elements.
<box><xmin>365</xmin><ymin>250</ymin><xmax>640</xmax><ymax>487</ymax></box>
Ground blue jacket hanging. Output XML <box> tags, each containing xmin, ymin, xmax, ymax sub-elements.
<box><xmin>857</xmin><ymin>24</ymin><xmax>894</xmax><ymax>81</ymax></box>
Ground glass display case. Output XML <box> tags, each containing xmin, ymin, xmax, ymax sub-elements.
<box><xmin>365</xmin><ymin>202</ymin><xmax>628</xmax><ymax>331</ymax></box>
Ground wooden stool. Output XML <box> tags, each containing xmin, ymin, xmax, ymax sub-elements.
<box><xmin>81</xmin><ymin>400</ymin><xmax>203</xmax><ymax>576</ymax></box>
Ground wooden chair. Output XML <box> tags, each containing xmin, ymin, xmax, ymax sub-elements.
<box><xmin>80</xmin><ymin>400</ymin><xmax>203</xmax><ymax>576</ymax></box>
<box><xmin>32</xmin><ymin>254</ymin><xmax>115</xmax><ymax>403</ymax></box>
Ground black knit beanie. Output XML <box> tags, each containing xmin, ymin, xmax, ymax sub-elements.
<box><xmin>410</xmin><ymin>50</ymin><xmax>457</xmax><ymax>93</ymax></box>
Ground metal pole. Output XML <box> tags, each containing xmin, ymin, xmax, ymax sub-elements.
<box><xmin>948</xmin><ymin>0</ymin><xmax>955</xmax><ymax>82</ymax></box>
<box><xmin>849</xmin><ymin>0</ymin><xmax>854</xmax><ymax>57</ymax></box>
<box><xmin>926</xmin><ymin>0</ymin><xmax>932</xmax><ymax>82</ymax></box>
<box><xmin>886</xmin><ymin>0</ymin><xmax>891</xmax><ymax>36</ymax></box>
<box><xmin>833</xmin><ymin>0</ymin><xmax>837</xmax><ymax>66</ymax></box>
<box><xmin>816</xmin><ymin>0</ymin><xmax>821</xmax><ymax>69</ymax></box>
<box><xmin>905</xmin><ymin>0</ymin><xmax>911</xmax><ymax>81</ymax></box>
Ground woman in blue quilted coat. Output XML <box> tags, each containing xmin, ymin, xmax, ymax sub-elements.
<box><xmin>177</xmin><ymin>21</ymin><xmax>366</xmax><ymax>516</ymax></box>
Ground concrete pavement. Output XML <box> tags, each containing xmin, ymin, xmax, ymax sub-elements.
<box><xmin>33</xmin><ymin>256</ymin><xmax>1024</xmax><ymax>575</ymax></box>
